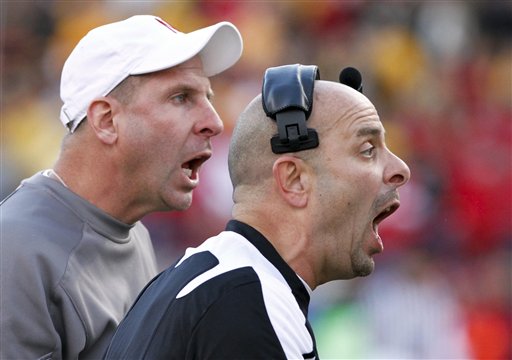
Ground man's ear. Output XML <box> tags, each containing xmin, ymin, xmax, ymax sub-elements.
<box><xmin>86</xmin><ymin>97</ymin><xmax>119</xmax><ymax>144</ymax></box>
<box><xmin>272</xmin><ymin>156</ymin><xmax>310</xmax><ymax>208</ymax></box>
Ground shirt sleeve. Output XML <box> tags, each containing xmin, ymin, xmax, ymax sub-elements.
<box><xmin>0</xmin><ymin>216</ymin><xmax>86</xmax><ymax>360</ymax></box>
<box><xmin>1</xmin><ymin>247</ymin><xmax>64</xmax><ymax>359</ymax></box>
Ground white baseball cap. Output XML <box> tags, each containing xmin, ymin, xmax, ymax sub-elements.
<box><xmin>60</xmin><ymin>15</ymin><xmax>243</xmax><ymax>132</ymax></box>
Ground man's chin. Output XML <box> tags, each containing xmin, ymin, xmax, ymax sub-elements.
<box><xmin>164</xmin><ymin>192</ymin><xmax>193</xmax><ymax>212</ymax></box>
<box><xmin>351</xmin><ymin>254</ymin><xmax>375</xmax><ymax>277</ymax></box>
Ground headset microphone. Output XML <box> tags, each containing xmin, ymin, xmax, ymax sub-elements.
<box><xmin>339</xmin><ymin>66</ymin><xmax>363</xmax><ymax>93</ymax></box>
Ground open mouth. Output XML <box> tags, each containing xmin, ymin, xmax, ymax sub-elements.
<box><xmin>372</xmin><ymin>202</ymin><xmax>400</xmax><ymax>233</ymax></box>
<box><xmin>181</xmin><ymin>154</ymin><xmax>211</xmax><ymax>180</ymax></box>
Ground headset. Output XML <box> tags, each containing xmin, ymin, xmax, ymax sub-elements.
<box><xmin>262</xmin><ymin>64</ymin><xmax>363</xmax><ymax>154</ymax></box>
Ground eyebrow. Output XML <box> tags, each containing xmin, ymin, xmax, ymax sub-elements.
<box><xmin>356</xmin><ymin>126</ymin><xmax>383</xmax><ymax>137</ymax></box>
<box><xmin>170</xmin><ymin>83</ymin><xmax>215</xmax><ymax>99</ymax></box>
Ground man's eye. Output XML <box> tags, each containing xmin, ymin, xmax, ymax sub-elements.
<box><xmin>361</xmin><ymin>144</ymin><xmax>375</xmax><ymax>157</ymax></box>
<box><xmin>171</xmin><ymin>93</ymin><xmax>187</xmax><ymax>103</ymax></box>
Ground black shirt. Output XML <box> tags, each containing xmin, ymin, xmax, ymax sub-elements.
<box><xmin>105</xmin><ymin>220</ymin><xmax>318</xmax><ymax>359</ymax></box>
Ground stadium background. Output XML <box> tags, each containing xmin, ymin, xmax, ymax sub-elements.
<box><xmin>1</xmin><ymin>1</ymin><xmax>510</xmax><ymax>359</ymax></box>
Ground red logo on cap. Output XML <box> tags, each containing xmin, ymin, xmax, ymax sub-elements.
<box><xmin>155</xmin><ymin>18</ymin><xmax>178</xmax><ymax>33</ymax></box>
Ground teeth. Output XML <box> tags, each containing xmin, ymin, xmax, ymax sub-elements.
<box><xmin>182</xmin><ymin>168</ymin><xmax>192</xmax><ymax>178</ymax></box>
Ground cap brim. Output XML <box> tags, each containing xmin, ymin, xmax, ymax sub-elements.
<box><xmin>131</xmin><ymin>21</ymin><xmax>243</xmax><ymax>77</ymax></box>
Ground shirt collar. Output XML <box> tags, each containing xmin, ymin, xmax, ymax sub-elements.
<box><xmin>225</xmin><ymin>219</ymin><xmax>311</xmax><ymax>316</ymax></box>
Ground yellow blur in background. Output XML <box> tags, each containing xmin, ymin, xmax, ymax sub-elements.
<box><xmin>1</xmin><ymin>2</ymin><xmax>510</xmax><ymax>359</ymax></box>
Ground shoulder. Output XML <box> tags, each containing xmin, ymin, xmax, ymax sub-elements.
<box><xmin>2</xmin><ymin>196</ymin><xmax>82</xmax><ymax>257</ymax></box>
<box><xmin>110</xmin><ymin>255</ymin><xmax>281</xmax><ymax>359</ymax></box>
<box><xmin>1</xmin><ymin>175</ymin><xmax>84</xmax><ymax>246</ymax></box>
<box><xmin>107</xmin><ymin>232</ymin><xmax>307</xmax><ymax>359</ymax></box>
<box><xmin>109</xmin><ymin>233</ymin><xmax>271</xmax><ymax>339</ymax></box>
<box><xmin>1</xmin><ymin>176</ymin><xmax>86</xmax><ymax>289</ymax></box>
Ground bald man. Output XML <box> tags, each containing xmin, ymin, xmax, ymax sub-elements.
<box><xmin>105</xmin><ymin>66</ymin><xmax>410</xmax><ymax>360</ymax></box>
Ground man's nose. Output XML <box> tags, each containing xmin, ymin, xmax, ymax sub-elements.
<box><xmin>384</xmin><ymin>151</ymin><xmax>411</xmax><ymax>188</ymax></box>
<box><xmin>195</xmin><ymin>101</ymin><xmax>224</xmax><ymax>137</ymax></box>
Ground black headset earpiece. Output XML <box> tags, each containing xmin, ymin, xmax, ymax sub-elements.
<box><xmin>262</xmin><ymin>64</ymin><xmax>320</xmax><ymax>154</ymax></box>
<box><xmin>261</xmin><ymin>64</ymin><xmax>363</xmax><ymax>154</ymax></box>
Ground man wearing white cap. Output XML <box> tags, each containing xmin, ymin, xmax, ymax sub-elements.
<box><xmin>0</xmin><ymin>15</ymin><xmax>243</xmax><ymax>359</ymax></box>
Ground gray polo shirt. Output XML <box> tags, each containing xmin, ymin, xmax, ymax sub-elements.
<box><xmin>1</xmin><ymin>173</ymin><xmax>158</xmax><ymax>359</ymax></box>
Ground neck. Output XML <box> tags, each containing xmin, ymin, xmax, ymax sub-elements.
<box><xmin>48</xmin><ymin>169</ymin><xmax>68</xmax><ymax>187</ymax></box>
<box><xmin>233</xmin><ymin>205</ymin><xmax>317</xmax><ymax>289</ymax></box>
<box><xmin>53</xmin><ymin>161</ymin><xmax>144</xmax><ymax>225</ymax></box>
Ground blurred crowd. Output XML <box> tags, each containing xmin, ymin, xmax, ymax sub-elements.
<box><xmin>1</xmin><ymin>1</ymin><xmax>510</xmax><ymax>359</ymax></box>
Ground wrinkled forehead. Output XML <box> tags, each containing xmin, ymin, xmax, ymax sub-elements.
<box><xmin>310</xmin><ymin>81</ymin><xmax>378</xmax><ymax>133</ymax></box>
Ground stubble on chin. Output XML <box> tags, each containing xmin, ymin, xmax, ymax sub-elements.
<box><xmin>351</xmin><ymin>251</ymin><xmax>375</xmax><ymax>277</ymax></box>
